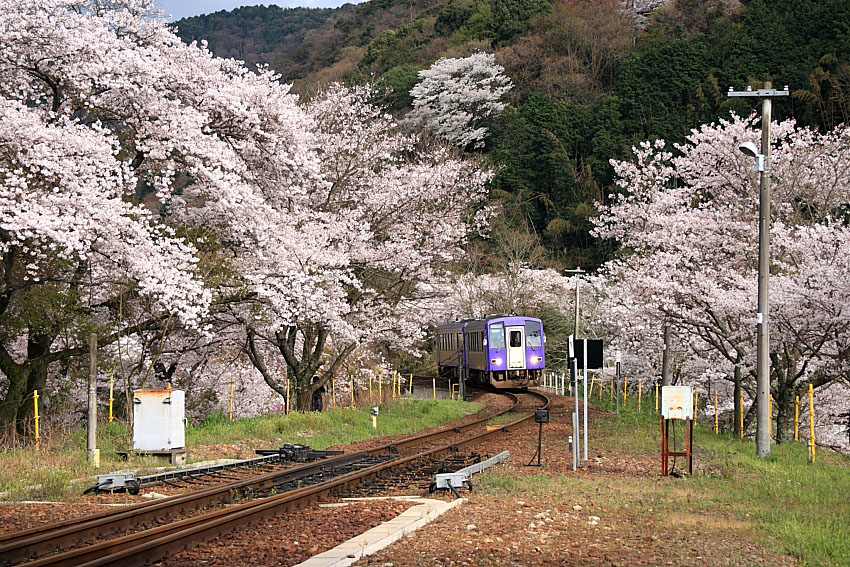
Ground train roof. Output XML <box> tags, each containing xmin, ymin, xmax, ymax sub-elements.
<box><xmin>435</xmin><ymin>314</ymin><xmax>543</xmax><ymax>331</ymax></box>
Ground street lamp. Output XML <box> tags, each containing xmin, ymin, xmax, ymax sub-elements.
<box><xmin>564</xmin><ymin>267</ymin><xmax>586</xmax><ymax>463</ymax></box>
<box><xmin>728</xmin><ymin>82</ymin><xmax>789</xmax><ymax>458</ymax></box>
<box><xmin>563</xmin><ymin>267</ymin><xmax>586</xmax><ymax>338</ymax></box>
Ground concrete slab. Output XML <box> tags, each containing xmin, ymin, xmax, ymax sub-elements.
<box><xmin>292</xmin><ymin>496</ymin><xmax>464</xmax><ymax>567</ymax></box>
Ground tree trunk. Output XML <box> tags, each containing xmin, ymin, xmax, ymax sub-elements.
<box><xmin>733</xmin><ymin>365</ymin><xmax>742</xmax><ymax>437</ymax></box>
<box><xmin>15</xmin><ymin>334</ymin><xmax>52</xmax><ymax>434</ymax></box>
<box><xmin>0</xmin><ymin>364</ymin><xmax>30</xmax><ymax>438</ymax></box>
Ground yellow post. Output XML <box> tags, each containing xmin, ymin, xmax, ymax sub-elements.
<box><xmin>610</xmin><ymin>377</ymin><xmax>613</xmax><ymax>401</ymax></box>
<box><xmin>332</xmin><ymin>377</ymin><xmax>336</xmax><ymax>409</ymax></box>
<box><xmin>714</xmin><ymin>389</ymin><xmax>719</xmax><ymax>434</ymax></box>
<box><xmin>33</xmin><ymin>390</ymin><xmax>40</xmax><ymax>451</ymax></box>
<box><xmin>695</xmin><ymin>388</ymin><xmax>699</xmax><ymax>416</ymax></box>
<box><xmin>795</xmin><ymin>395</ymin><xmax>799</xmax><ymax>441</ymax></box>
<box><xmin>638</xmin><ymin>379</ymin><xmax>642</xmax><ymax>412</ymax></box>
<box><xmin>740</xmin><ymin>390</ymin><xmax>744</xmax><ymax>439</ymax></box>
<box><xmin>392</xmin><ymin>371</ymin><xmax>397</xmax><ymax>400</ymax></box>
<box><xmin>432</xmin><ymin>376</ymin><xmax>436</xmax><ymax>400</ymax></box>
<box><xmin>409</xmin><ymin>373</ymin><xmax>413</xmax><ymax>396</ymax></box>
<box><xmin>809</xmin><ymin>383</ymin><xmax>815</xmax><ymax>462</ymax></box>
<box><xmin>369</xmin><ymin>374</ymin><xmax>373</xmax><ymax>405</ymax></box>
<box><xmin>285</xmin><ymin>379</ymin><xmax>290</xmax><ymax>415</ymax></box>
<box><xmin>351</xmin><ymin>374</ymin><xmax>355</xmax><ymax>408</ymax></box>
<box><xmin>108</xmin><ymin>372</ymin><xmax>114</xmax><ymax>423</ymax></box>
<box><xmin>589</xmin><ymin>375</ymin><xmax>595</xmax><ymax>398</ymax></box>
<box><xmin>379</xmin><ymin>374</ymin><xmax>383</xmax><ymax>403</ymax></box>
<box><xmin>229</xmin><ymin>376</ymin><xmax>234</xmax><ymax>422</ymax></box>
<box><xmin>655</xmin><ymin>383</ymin><xmax>659</xmax><ymax>414</ymax></box>
<box><xmin>623</xmin><ymin>376</ymin><xmax>627</xmax><ymax>408</ymax></box>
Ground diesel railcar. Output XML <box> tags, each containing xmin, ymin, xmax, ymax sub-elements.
<box><xmin>435</xmin><ymin>314</ymin><xmax>545</xmax><ymax>389</ymax></box>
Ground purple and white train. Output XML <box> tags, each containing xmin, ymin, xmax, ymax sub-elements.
<box><xmin>435</xmin><ymin>314</ymin><xmax>545</xmax><ymax>389</ymax></box>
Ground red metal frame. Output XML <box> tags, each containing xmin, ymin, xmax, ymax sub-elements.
<box><xmin>661</xmin><ymin>417</ymin><xmax>693</xmax><ymax>476</ymax></box>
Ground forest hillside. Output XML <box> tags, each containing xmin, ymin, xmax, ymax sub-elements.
<box><xmin>175</xmin><ymin>0</ymin><xmax>850</xmax><ymax>270</ymax></box>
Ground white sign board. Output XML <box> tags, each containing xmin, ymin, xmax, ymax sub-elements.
<box><xmin>661</xmin><ymin>386</ymin><xmax>693</xmax><ymax>420</ymax></box>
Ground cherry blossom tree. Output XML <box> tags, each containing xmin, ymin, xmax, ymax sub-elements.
<box><xmin>233</xmin><ymin>84</ymin><xmax>492</xmax><ymax>410</ymax></box>
<box><xmin>0</xmin><ymin>0</ymin><xmax>324</xmax><ymax>430</ymax></box>
<box><xmin>407</xmin><ymin>52</ymin><xmax>513</xmax><ymax>150</ymax></box>
<box><xmin>594</xmin><ymin>113</ymin><xmax>850</xmax><ymax>444</ymax></box>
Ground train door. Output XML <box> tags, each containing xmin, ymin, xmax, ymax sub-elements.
<box><xmin>506</xmin><ymin>326</ymin><xmax>525</xmax><ymax>369</ymax></box>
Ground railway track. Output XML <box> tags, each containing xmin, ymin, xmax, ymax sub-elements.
<box><xmin>0</xmin><ymin>389</ymin><xmax>548</xmax><ymax>567</ymax></box>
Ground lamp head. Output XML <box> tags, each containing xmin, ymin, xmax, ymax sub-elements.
<box><xmin>738</xmin><ymin>141</ymin><xmax>759</xmax><ymax>158</ymax></box>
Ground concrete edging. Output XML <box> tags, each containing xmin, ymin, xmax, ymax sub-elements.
<box><xmin>293</xmin><ymin>496</ymin><xmax>465</xmax><ymax>567</ymax></box>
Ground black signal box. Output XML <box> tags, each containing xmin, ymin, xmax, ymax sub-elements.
<box><xmin>534</xmin><ymin>408</ymin><xmax>550</xmax><ymax>423</ymax></box>
<box><xmin>574</xmin><ymin>339</ymin><xmax>603</xmax><ymax>369</ymax></box>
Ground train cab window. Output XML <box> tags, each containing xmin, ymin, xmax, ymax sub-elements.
<box><xmin>489</xmin><ymin>323</ymin><xmax>505</xmax><ymax>349</ymax></box>
<box><xmin>510</xmin><ymin>330</ymin><xmax>522</xmax><ymax>348</ymax></box>
<box><xmin>525</xmin><ymin>320</ymin><xmax>542</xmax><ymax>347</ymax></box>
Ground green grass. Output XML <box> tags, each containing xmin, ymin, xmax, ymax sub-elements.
<box><xmin>519</xmin><ymin>397</ymin><xmax>850</xmax><ymax>567</ymax></box>
<box><xmin>0</xmin><ymin>398</ymin><xmax>480</xmax><ymax>502</ymax></box>
<box><xmin>187</xmin><ymin>398</ymin><xmax>480</xmax><ymax>449</ymax></box>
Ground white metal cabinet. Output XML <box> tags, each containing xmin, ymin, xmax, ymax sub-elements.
<box><xmin>133</xmin><ymin>389</ymin><xmax>185</xmax><ymax>451</ymax></box>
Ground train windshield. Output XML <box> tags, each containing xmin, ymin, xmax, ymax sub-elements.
<box><xmin>525</xmin><ymin>320</ymin><xmax>542</xmax><ymax>347</ymax></box>
<box><xmin>489</xmin><ymin>322</ymin><xmax>505</xmax><ymax>348</ymax></box>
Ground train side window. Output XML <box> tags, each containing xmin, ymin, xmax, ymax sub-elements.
<box><xmin>510</xmin><ymin>330</ymin><xmax>522</xmax><ymax>348</ymax></box>
<box><xmin>526</xmin><ymin>320</ymin><xmax>542</xmax><ymax>347</ymax></box>
<box><xmin>489</xmin><ymin>323</ymin><xmax>505</xmax><ymax>349</ymax></box>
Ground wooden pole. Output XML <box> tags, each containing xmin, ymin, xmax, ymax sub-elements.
<box><xmin>809</xmin><ymin>384</ymin><xmax>815</xmax><ymax>462</ymax></box>
<box><xmin>715</xmin><ymin>389</ymin><xmax>719</xmax><ymax>434</ymax></box>
<box><xmin>33</xmin><ymin>390</ymin><xmax>40</xmax><ymax>451</ymax></box>
<box><xmin>369</xmin><ymin>375</ymin><xmax>373</xmax><ymax>405</ymax></box>
<box><xmin>108</xmin><ymin>373</ymin><xmax>115</xmax><ymax>423</ymax></box>
<box><xmin>351</xmin><ymin>374</ymin><xmax>355</xmax><ymax>408</ymax></box>
<box><xmin>740</xmin><ymin>390</ymin><xmax>745</xmax><ymax>439</ymax></box>
<box><xmin>229</xmin><ymin>376</ymin><xmax>234</xmax><ymax>421</ymax></box>
<box><xmin>795</xmin><ymin>395</ymin><xmax>799</xmax><ymax>441</ymax></box>
<box><xmin>694</xmin><ymin>388</ymin><xmax>699</xmax><ymax>421</ymax></box>
<box><xmin>379</xmin><ymin>374</ymin><xmax>382</xmax><ymax>403</ymax></box>
<box><xmin>655</xmin><ymin>383</ymin><xmax>659</xmax><ymax>414</ymax></box>
<box><xmin>332</xmin><ymin>377</ymin><xmax>336</xmax><ymax>409</ymax></box>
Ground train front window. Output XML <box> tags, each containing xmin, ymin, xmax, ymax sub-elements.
<box><xmin>510</xmin><ymin>330</ymin><xmax>522</xmax><ymax>348</ymax></box>
<box><xmin>526</xmin><ymin>320</ymin><xmax>542</xmax><ymax>347</ymax></box>
<box><xmin>489</xmin><ymin>323</ymin><xmax>505</xmax><ymax>349</ymax></box>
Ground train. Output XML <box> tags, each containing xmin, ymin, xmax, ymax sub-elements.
<box><xmin>435</xmin><ymin>314</ymin><xmax>545</xmax><ymax>389</ymax></box>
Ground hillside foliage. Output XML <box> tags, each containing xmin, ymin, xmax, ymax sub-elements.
<box><xmin>175</xmin><ymin>0</ymin><xmax>850</xmax><ymax>271</ymax></box>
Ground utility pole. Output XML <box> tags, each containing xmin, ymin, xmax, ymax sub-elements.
<box><xmin>661</xmin><ymin>323</ymin><xmax>671</xmax><ymax>386</ymax></box>
<box><xmin>728</xmin><ymin>82</ymin><xmax>789</xmax><ymax>458</ymax></box>
<box><xmin>564</xmin><ymin>268</ymin><xmax>585</xmax><ymax>463</ymax></box>
<box><xmin>563</xmin><ymin>268</ymin><xmax>585</xmax><ymax>337</ymax></box>
<box><xmin>87</xmin><ymin>333</ymin><xmax>99</xmax><ymax>467</ymax></box>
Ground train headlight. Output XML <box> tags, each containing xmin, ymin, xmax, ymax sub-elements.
<box><xmin>491</xmin><ymin>358</ymin><xmax>502</xmax><ymax>365</ymax></box>
<box><xmin>533</xmin><ymin>356</ymin><xmax>543</xmax><ymax>363</ymax></box>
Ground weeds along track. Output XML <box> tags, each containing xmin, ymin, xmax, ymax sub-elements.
<box><xmin>0</xmin><ymin>389</ymin><xmax>548</xmax><ymax>567</ymax></box>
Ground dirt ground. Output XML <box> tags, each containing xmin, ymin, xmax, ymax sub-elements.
<box><xmin>352</xmin><ymin>393</ymin><xmax>799</xmax><ymax>567</ymax></box>
<box><xmin>0</xmin><ymin>392</ymin><xmax>799</xmax><ymax>566</ymax></box>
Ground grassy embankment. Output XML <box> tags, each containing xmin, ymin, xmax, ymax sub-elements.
<box><xmin>0</xmin><ymin>397</ymin><xmax>480</xmax><ymax>502</ymax></box>
<box><xmin>479</xmin><ymin>398</ymin><xmax>850</xmax><ymax>567</ymax></box>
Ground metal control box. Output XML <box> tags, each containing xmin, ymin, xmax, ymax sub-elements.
<box><xmin>133</xmin><ymin>389</ymin><xmax>185</xmax><ymax>451</ymax></box>
<box><xmin>661</xmin><ymin>386</ymin><xmax>693</xmax><ymax>420</ymax></box>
